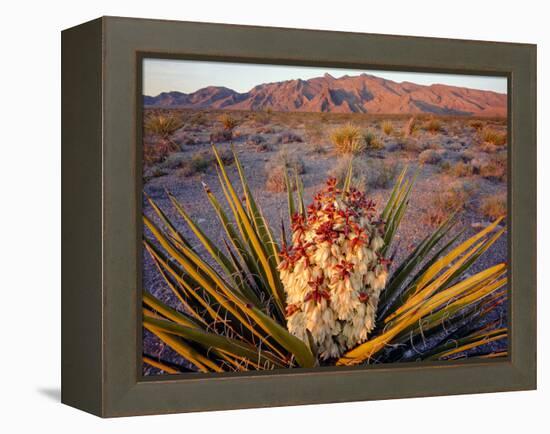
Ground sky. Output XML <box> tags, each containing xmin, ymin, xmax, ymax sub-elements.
<box><xmin>143</xmin><ymin>58</ymin><xmax>507</xmax><ymax>96</ymax></box>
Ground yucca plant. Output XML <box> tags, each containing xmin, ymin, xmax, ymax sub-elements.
<box><xmin>330</xmin><ymin>123</ymin><xmax>365</xmax><ymax>155</ymax></box>
<box><xmin>142</xmin><ymin>148</ymin><xmax>507</xmax><ymax>373</ymax></box>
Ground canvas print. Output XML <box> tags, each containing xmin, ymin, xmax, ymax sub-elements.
<box><xmin>141</xmin><ymin>59</ymin><xmax>508</xmax><ymax>375</ymax></box>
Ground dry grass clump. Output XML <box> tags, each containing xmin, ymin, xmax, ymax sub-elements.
<box><xmin>419</xmin><ymin>149</ymin><xmax>442</xmax><ymax>165</ymax></box>
<box><xmin>403</xmin><ymin>116</ymin><xmax>417</xmax><ymax>137</ymax></box>
<box><xmin>481</xmin><ymin>128</ymin><xmax>507</xmax><ymax>146</ymax></box>
<box><xmin>481</xmin><ymin>194</ymin><xmax>507</xmax><ymax>221</ymax></box>
<box><xmin>450</xmin><ymin>161</ymin><xmax>474</xmax><ymax>177</ymax></box>
<box><xmin>330</xmin><ymin>123</ymin><xmax>365</xmax><ymax>155</ymax></box>
<box><xmin>469</xmin><ymin>119</ymin><xmax>485</xmax><ymax>131</ymax></box>
<box><xmin>381</xmin><ymin>120</ymin><xmax>394</xmax><ymax>136</ymax></box>
<box><xmin>479</xmin><ymin>154</ymin><xmax>507</xmax><ymax>182</ymax></box>
<box><xmin>364</xmin><ymin>129</ymin><xmax>384</xmax><ymax>150</ymax></box>
<box><xmin>424</xmin><ymin>117</ymin><xmax>442</xmax><ymax>134</ymax></box>
<box><xmin>425</xmin><ymin>181</ymin><xmax>473</xmax><ymax>226</ymax></box>
<box><xmin>219</xmin><ymin>113</ymin><xmax>239</xmax><ymax>131</ymax></box>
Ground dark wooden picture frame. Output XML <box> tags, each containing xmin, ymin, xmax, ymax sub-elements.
<box><xmin>61</xmin><ymin>16</ymin><xmax>536</xmax><ymax>417</ymax></box>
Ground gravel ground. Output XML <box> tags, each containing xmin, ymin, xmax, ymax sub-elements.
<box><xmin>142</xmin><ymin>112</ymin><xmax>508</xmax><ymax>375</ymax></box>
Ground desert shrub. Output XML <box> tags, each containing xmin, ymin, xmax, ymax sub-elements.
<box><xmin>364</xmin><ymin>129</ymin><xmax>384</xmax><ymax>150</ymax></box>
<box><xmin>469</xmin><ymin>119</ymin><xmax>485</xmax><ymax>131</ymax></box>
<box><xmin>266</xmin><ymin>146</ymin><xmax>306</xmax><ymax>177</ymax></box>
<box><xmin>460</xmin><ymin>150</ymin><xmax>476</xmax><ymax>162</ymax></box>
<box><xmin>330</xmin><ymin>123</ymin><xmax>365</xmax><ymax>155</ymax></box>
<box><xmin>219</xmin><ymin>113</ymin><xmax>239</xmax><ymax>131</ymax></box>
<box><xmin>143</xmin><ymin>141</ymin><xmax>173</xmax><ymax>166</ymax></box>
<box><xmin>177</xmin><ymin>152</ymin><xmax>212</xmax><ymax>177</ymax></box>
<box><xmin>177</xmin><ymin>149</ymin><xmax>232</xmax><ymax>177</ymax></box>
<box><xmin>479</xmin><ymin>154</ymin><xmax>507</xmax><ymax>182</ymax></box>
<box><xmin>401</xmin><ymin>138</ymin><xmax>422</xmax><ymax>154</ymax></box>
<box><xmin>419</xmin><ymin>149</ymin><xmax>442</xmax><ymax>165</ymax></box>
<box><xmin>381</xmin><ymin>120</ymin><xmax>394</xmax><ymax>136</ymax></box>
<box><xmin>277</xmin><ymin>131</ymin><xmax>303</xmax><ymax>144</ymax></box>
<box><xmin>481</xmin><ymin>194</ymin><xmax>507</xmax><ymax>221</ymax></box>
<box><xmin>425</xmin><ymin>182</ymin><xmax>472</xmax><ymax>226</ymax></box>
<box><xmin>403</xmin><ymin>116</ymin><xmax>417</xmax><ymax>137</ymax></box>
<box><xmin>450</xmin><ymin>161</ymin><xmax>474</xmax><ymax>177</ymax></box>
<box><xmin>305</xmin><ymin>123</ymin><xmax>324</xmax><ymax>144</ymax></box>
<box><xmin>209</xmin><ymin>129</ymin><xmax>233</xmax><ymax>143</ymax></box>
<box><xmin>310</xmin><ymin>141</ymin><xmax>326</xmax><ymax>154</ymax></box>
<box><xmin>265</xmin><ymin>167</ymin><xmax>289</xmax><ymax>192</ymax></box>
<box><xmin>424</xmin><ymin>118</ymin><xmax>442</xmax><ymax>134</ymax></box>
<box><xmin>329</xmin><ymin>157</ymin><xmax>368</xmax><ymax>191</ymax></box>
<box><xmin>481</xmin><ymin>128</ymin><xmax>506</xmax><ymax>146</ymax></box>
<box><xmin>438</xmin><ymin>159</ymin><xmax>451</xmax><ymax>173</ymax></box>
<box><xmin>368</xmin><ymin>160</ymin><xmax>399</xmax><ymax>189</ymax></box>
<box><xmin>145</xmin><ymin>114</ymin><xmax>182</xmax><ymax>138</ymax></box>
<box><xmin>190</xmin><ymin>112</ymin><xmax>208</xmax><ymax>126</ymax></box>
<box><xmin>264</xmin><ymin>150</ymin><xmax>303</xmax><ymax>192</ymax></box>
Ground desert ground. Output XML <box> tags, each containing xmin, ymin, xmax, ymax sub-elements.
<box><xmin>142</xmin><ymin>108</ymin><xmax>508</xmax><ymax>374</ymax></box>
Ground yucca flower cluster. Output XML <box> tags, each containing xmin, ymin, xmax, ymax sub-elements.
<box><xmin>278</xmin><ymin>178</ymin><xmax>389</xmax><ymax>359</ymax></box>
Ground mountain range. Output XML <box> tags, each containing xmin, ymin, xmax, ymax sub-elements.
<box><xmin>144</xmin><ymin>73</ymin><xmax>507</xmax><ymax>116</ymax></box>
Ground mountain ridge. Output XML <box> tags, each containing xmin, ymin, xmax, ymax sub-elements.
<box><xmin>143</xmin><ymin>73</ymin><xmax>507</xmax><ymax>116</ymax></box>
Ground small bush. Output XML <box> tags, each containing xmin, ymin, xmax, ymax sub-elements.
<box><xmin>364</xmin><ymin>130</ymin><xmax>384</xmax><ymax>150</ymax></box>
<box><xmin>219</xmin><ymin>113</ymin><xmax>239</xmax><ymax>131</ymax></box>
<box><xmin>460</xmin><ymin>150</ymin><xmax>476</xmax><ymax>162</ymax></box>
<box><xmin>209</xmin><ymin>129</ymin><xmax>233</xmax><ymax>143</ymax></box>
<box><xmin>425</xmin><ymin>183</ymin><xmax>471</xmax><ymax>226</ymax></box>
<box><xmin>143</xmin><ymin>141</ymin><xmax>173</xmax><ymax>166</ymax></box>
<box><xmin>481</xmin><ymin>128</ymin><xmax>506</xmax><ymax>146</ymax></box>
<box><xmin>419</xmin><ymin>149</ymin><xmax>442</xmax><ymax>165</ymax></box>
<box><xmin>381</xmin><ymin>120</ymin><xmax>393</xmax><ymax>136</ymax></box>
<box><xmin>401</xmin><ymin>138</ymin><xmax>423</xmax><ymax>154</ymax></box>
<box><xmin>329</xmin><ymin>158</ymin><xmax>368</xmax><ymax>191</ymax></box>
<box><xmin>438</xmin><ymin>159</ymin><xmax>451</xmax><ymax>173</ymax></box>
<box><xmin>266</xmin><ymin>146</ymin><xmax>306</xmax><ymax>176</ymax></box>
<box><xmin>330</xmin><ymin>123</ymin><xmax>365</xmax><ymax>155</ymax></box>
<box><xmin>368</xmin><ymin>160</ymin><xmax>399</xmax><ymax>189</ymax></box>
<box><xmin>481</xmin><ymin>194</ymin><xmax>507</xmax><ymax>221</ymax></box>
<box><xmin>305</xmin><ymin>123</ymin><xmax>324</xmax><ymax>144</ymax></box>
<box><xmin>479</xmin><ymin>154</ymin><xmax>507</xmax><ymax>182</ymax></box>
<box><xmin>451</xmin><ymin>161</ymin><xmax>473</xmax><ymax>177</ymax></box>
<box><xmin>278</xmin><ymin>131</ymin><xmax>303</xmax><ymax>144</ymax></box>
<box><xmin>424</xmin><ymin>118</ymin><xmax>442</xmax><ymax>134</ymax></box>
<box><xmin>246</xmin><ymin>134</ymin><xmax>273</xmax><ymax>152</ymax></box>
<box><xmin>177</xmin><ymin>149</ymin><xmax>232</xmax><ymax>177</ymax></box>
<box><xmin>469</xmin><ymin>119</ymin><xmax>485</xmax><ymax>131</ymax></box>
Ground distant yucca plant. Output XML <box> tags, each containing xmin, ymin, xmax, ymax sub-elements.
<box><xmin>145</xmin><ymin>113</ymin><xmax>182</xmax><ymax>139</ymax></box>
<box><xmin>142</xmin><ymin>148</ymin><xmax>507</xmax><ymax>373</ymax></box>
<box><xmin>331</xmin><ymin>123</ymin><xmax>365</xmax><ymax>155</ymax></box>
<box><xmin>381</xmin><ymin>120</ymin><xmax>393</xmax><ymax>136</ymax></box>
<box><xmin>404</xmin><ymin>116</ymin><xmax>417</xmax><ymax>137</ymax></box>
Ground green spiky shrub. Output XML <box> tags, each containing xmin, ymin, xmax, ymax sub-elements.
<box><xmin>142</xmin><ymin>148</ymin><xmax>507</xmax><ymax>373</ymax></box>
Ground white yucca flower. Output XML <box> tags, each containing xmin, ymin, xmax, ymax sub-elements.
<box><xmin>279</xmin><ymin>178</ymin><xmax>389</xmax><ymax>359</ymax></box>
